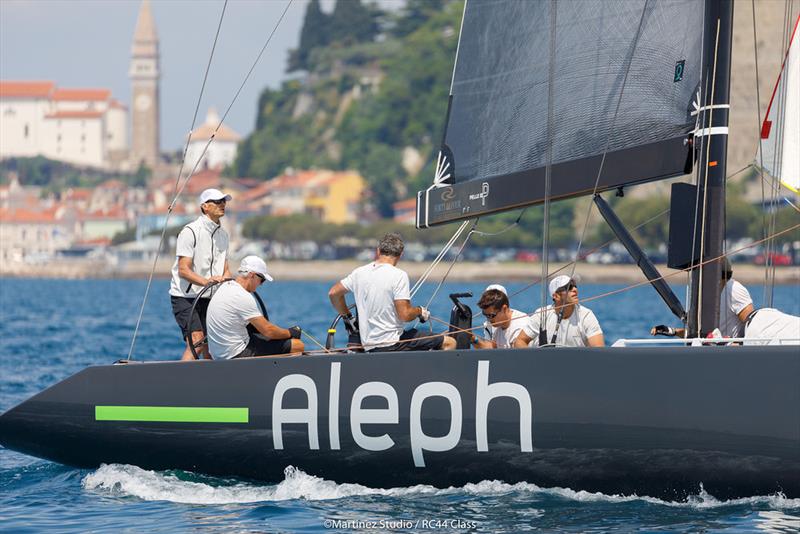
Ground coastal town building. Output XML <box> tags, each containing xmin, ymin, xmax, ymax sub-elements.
<box><xmin>184</xmin><ymin>108</ymin><xmax>241</xmax><ymax>171</ymax></box>
<box><xmin>129</xmin><ymin>0</ymin><xmax>160</xmax><ymax>169</ymax></box>
<box><xmin>0</xmin><ymin>81</ymin><xmax>129</xmax><ymax>169</ymax></box>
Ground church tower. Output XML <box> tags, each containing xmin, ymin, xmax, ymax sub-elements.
<box><xmin>129</xmin><ymin>0</ymin><xmax>160</xmax><ymax>168</ymax></box>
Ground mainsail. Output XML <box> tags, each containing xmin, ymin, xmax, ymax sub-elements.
<box><xmin>417</xmin><ymin>0</ymin><xmax>707</xmax><ymax>228</ymax></box>
<box><xmin>759</xmin><ymin>14</ymin><xmax>799</xmax><ymax>193</ymax></box>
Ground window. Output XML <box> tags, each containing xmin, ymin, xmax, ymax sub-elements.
<box><xmin>3</xmin><ymin>107</ymin><xmax>15</xmax><ymax>117</ymax></box>
<box><xmin>24</xmin><ymin>124</ymin><xmax>29</xmax><ymax>138</ymax></box>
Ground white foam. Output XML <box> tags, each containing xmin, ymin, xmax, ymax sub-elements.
<box><xmin>81</xmin><ymin>464</ymin><xmax>800</xmax><ymax>509</ymax></box>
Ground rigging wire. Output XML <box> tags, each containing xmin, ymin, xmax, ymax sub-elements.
<box><xmin>410</xmin><ymin>220</ymin><xmax>470</xmax><ymax>298</ymax></box>
<box><xmin>127</xmin><ymin>0</ymin><xmax>294</xmax><ymax>360</ymax></box>
<box><xmin>127</xmin><ymin>0</ymin><xmax>230</xmax><ymax>361</ymax></box>
<box><xmin>570</xmin><ymin>0</ymin><xmax>650</xmax><ymax>282</ymax></box>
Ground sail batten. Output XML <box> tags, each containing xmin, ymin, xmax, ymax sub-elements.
<box><xmin>418</xmin><ymin>0</ymin><xmax>707</xmax><ymax>227</ymax></box>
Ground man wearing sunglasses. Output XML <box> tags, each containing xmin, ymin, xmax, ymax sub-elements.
<box><xmin>206</xmin><ymin>255</ymin><xmax>304</xmax><ymax>359</ymax></box>
<box><xmin>513</xmin><ymin>275</ymin><xmax>604</xmax><ymax>348</ymax></box>
<box><xmin>472</xmin><ymin>287</ymin><xmax>528</xmax><ymax>349</ymax></box>
<box><xmin>169</xmin><ymin>188</ymin><xmax>233</xmax><ymax>360</ymax></box>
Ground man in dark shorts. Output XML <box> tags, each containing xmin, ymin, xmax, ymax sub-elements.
<box><xmin>328</xmin><ymin>232</ymin><xmax>456</xmax><ymax>352</ymax></box>
<box><xmin>169</xmin><ymin>188</ymin><xmax>232</xmax><ymax>359</ymax></box>
<box><xmin>206</xmin><ymin>256</ymin><xmax>304</xmax><ymax>359</ymax></box>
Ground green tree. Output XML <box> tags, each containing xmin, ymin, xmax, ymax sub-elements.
<box><xmin>288</xmin><ymin>0</ymin><xmax>330</xmax><ymax>72</ymax></box>
<box><xmin>330</xmin><ymin>0</ymin><xmax>379</xmax><ymax>46</ymax></box>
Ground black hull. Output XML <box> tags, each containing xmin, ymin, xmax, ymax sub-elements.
<box><xmin>1</xmin><ymin>346</ymin><xmax>798</xmax><ymax>500</ymax></box>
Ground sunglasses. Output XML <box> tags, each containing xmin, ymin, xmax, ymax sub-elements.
<box><xmin>557</xmin><ymin>282</ymin><xmax>577</xmax><ymax>292</ymax></box>
<box><xmin>254</xmin><ymin>273</ymin><xmax>266</xmax><ymax>285</ymax></box>
<box><xmin>482</xmin><ymin>310</ymin><xmax>499</xmax><ymax>320</ymax></box>
<box><xmin>206</xmin><ymin>198</ymin><xmax>227</xmax><ymax>205</ymax></box>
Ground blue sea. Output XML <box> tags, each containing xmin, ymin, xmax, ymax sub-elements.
<box><xmin>1</xmin><ymin>277</ymin><xmax>799</xmax><ymax>533</ymax></box>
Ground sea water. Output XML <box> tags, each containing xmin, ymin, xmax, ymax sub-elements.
<box><xmin>1</xmin><ymin>278</ymin><xmax>799</xmax><ymax>533</ymax></box>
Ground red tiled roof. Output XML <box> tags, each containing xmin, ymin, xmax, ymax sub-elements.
<box><xmin>78</xmin><ymin>206</ymin><xmax>128</xmax><ymax>221</ymax></box>
<box><xmin>51</xmin><ymin>88</ymin><xmax>111</xmax><ymax>101</ymax></box>
<box><xmin>0</xmin><ymin>207</ymin><xmax>58</xmax><ymax>223</ymax></box>
<box><xmin>0</xmin><ymin>81</ymin><xmax>55</xmax><ymax>98</ymax></box>
<box><xmin>44</xmin><ymin>110</ymin><xmax>104</xmax><ymax>119</ymax></box>
<box><xmin>189</xmin><ymin>122</ymin><xmax>241</xmax><ymax>143</ymax></box>
<box><xmin>393</xmin><ymin>198</ymin><xmax>417</xmax><ymax>211</ymax></box>
<box><xmin>97</xmin><ymin>179</ymin><xmax>126</xmax><ymax>190</ymax></box>
<box><xmin>109</xmin><ymin>99</ymin><xmax>128</xmax><ymax>110</ymax></box>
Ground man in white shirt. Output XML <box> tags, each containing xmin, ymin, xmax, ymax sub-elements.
<box><xmin>206</xmin><ymin>256</ymin><xmax>304</xmax><ymax>359</ymax></box>
<box><xmin>328</xmin><ymin>232</ymin><xmax>457</xmax><ymax>352</ymax></box>
<box><xmin>513</xmin><ymin>275</ymin><xmax>605</xmax><ymax>348</ymax></box>
<box><xmin>169</xmin><ymin>188</ymin><xmax>232</xmax><ymax>360</ymax></box>
<box><xmin>651</xmin><ymin>258</ymin><xmax>754</xmax><ymax>339</ymax></box>
<box><xmin>472</xmin><ymin>287</ymin><xmax>527</xmax><ymax>349</ymax></box>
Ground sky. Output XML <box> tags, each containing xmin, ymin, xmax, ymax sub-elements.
<box><xmin>0</xmin><ymin>0</ymin><xmax>310</xmax><ymax>152</ymax></box>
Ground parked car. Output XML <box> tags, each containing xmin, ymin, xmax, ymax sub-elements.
<box><xmin>755</xmin><ymin>252</ymin><xmax>792</xmax><ymax>266</ymax></box>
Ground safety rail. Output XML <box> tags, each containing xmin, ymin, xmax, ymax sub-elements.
<box><xmin>611</xmin><ymin>337</ymin><xmax>800</xmax><ymax>347</ymax></box>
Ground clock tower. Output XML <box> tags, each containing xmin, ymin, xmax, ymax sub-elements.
<box><xmin>129</xmin><ymin>0</ymin><xmax>160</xmax><ymax>169</ymax></box>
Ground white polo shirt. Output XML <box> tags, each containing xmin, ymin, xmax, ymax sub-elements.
<box><xmin>206</xmin><ymin>281</ymin><xmax>262</xmax><ymax>359</ymax></box>
<box><xmin>169</xmin><ymin>215</ymin><xmax>229</xmax><ymax>299</ymax></box>
<box><xmin>719</xmin><ymin>279</ymin><xmax>752</xmax><ymax>337</ymax></box>
<box><xmin>341</xmin><ymin>262</ymin><xmax>410</xmax><ymax>350</ymax></box>
<box><xmin>492</xmin><ymin>308</ymin><xmax>528</xmax><ymax>348</ymax></box>
<box><xmin>522</xmin><ymin>304</ymin><xmax>603</xmax><ymax>347</ymax></box>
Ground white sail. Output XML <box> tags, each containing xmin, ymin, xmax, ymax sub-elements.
<box><xmin>759</xmin><ymin>15</ymin><xmax>800</xmax><ymax>193</ymax></box>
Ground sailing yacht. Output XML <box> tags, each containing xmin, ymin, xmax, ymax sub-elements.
<box><xmin>0</xmin><ymin>0</ymin><xmax>798</xmax><ymax>500</ymax></box>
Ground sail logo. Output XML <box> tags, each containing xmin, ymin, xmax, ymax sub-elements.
<box><xmin>468</xmin><ymin>182</ymin><xmax>490</xmax><ymax>206</ymax></box>
<box><xmin>674</xmin><ymin>60</ymin><xmax>685</xmax><ymax>82</ymax></box>
<box><xmin>271</xmin><ymin>361</ymin><xmax>533</xmax><ymax>467</ymax></box>
<box><xmin>441</xmin><ymin>187</ymin><xmax>456</xmax><ymax>201</ymax></box>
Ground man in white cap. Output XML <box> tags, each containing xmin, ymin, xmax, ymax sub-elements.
<box><xmin>472</xmin><ymin>286</ymin><xmax>527</xmax><ymax>349</ymax></box>
<box><xmin>481</xmin><ymin>284</ymin><xmax>508</xmax><ymax>339</ymax></box>
<box><xmin>169</xmin><ymin>188</ymin><xmax>232</xmax><ymax>360</ymax></box>
<box><xmin>206</xmin><ymin>255</ymin><xmax>304</xmax><ymax>359</ymax></box>
<box><xmin>513</xmin><ymin>275</ymin><xmax>604</xmax><ymax>348</ymax></box>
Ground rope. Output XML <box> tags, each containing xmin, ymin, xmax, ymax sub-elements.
<box><xmin>410</xmin><ymin>219</ymin><xmax>470</xmax><ymax>297</ymax></box>
<box><xmin>300</xmin><ymin>221</ymin><xmax>800</xmax><ymax>355</ymax></box>
<box><xmin>570</xmin><ymin>0</ymin><xmax>650</xmax><ymax>282</ymax></box>
<box><xmin>422</xmin><ymin>219</ymin><xmax>478</xmax><ymax>312</ymax></box>
<box><xmin>126</xmin><ymin>1</ymin><xmax>229</xmax><ymax>361</ymax></box>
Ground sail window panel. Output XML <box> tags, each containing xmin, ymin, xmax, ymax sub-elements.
<box><xmin>446</xmin><ymin>0</ymin><xmax>705</xmax><ymax>184</ymax></box>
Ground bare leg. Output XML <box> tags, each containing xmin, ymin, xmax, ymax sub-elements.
<box><xmin>181</xmin><ymin>331</ymin><xmax>208</xmax><ymax>360</ymax></box>
<box><xmin>441</xmin><ymin>335</ymin><xmax>457</xmax><ymax>351</ymax></box>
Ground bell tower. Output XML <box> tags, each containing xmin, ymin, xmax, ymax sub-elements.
<box><xmin>129</xmin><ymin>0</ymin><xmax>160</xmax><ymax>169</ymax></box>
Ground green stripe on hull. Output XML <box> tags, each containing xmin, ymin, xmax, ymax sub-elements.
<box><xmin>95</xmin><ymin>406</ymin><xmax>249</xmax><ymax>423</ymax></box>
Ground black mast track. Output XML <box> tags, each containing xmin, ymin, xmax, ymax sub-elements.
<box><xmin>688</xmin><ymin>0</ymin><xmax>733</xmax><ymax>336</ymax></box>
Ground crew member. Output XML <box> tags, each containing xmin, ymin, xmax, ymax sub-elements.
<box><xmin>651</xmin><ymin>258</ymin><xmax>754</xmax><ymax>338</ymax></box>
<box><xmin>481</xmin><ymin>284</ymin><xmax>508</xmax><ymax>339</ymax></box>
<box><xmin>514</xmin><ymin>275</ymin><xmax>604</xmax><ymax>348</ymax></box>
<box><xmin>472</xmin><ymin>287</ymin><xmax>527</xmax><ymax>349</ymax></box>
<box><xmin>328</xmin><ymin>232</ymin><xmax>457</xmax><ymax>352</ymax></box>
<box><xmin>169</xmin><ymin>188</ymin><xmax>232</xmax><ymax>360</ymax></box>
<box><xmin>206</xmin><ymin>256</ymin><xmax>304</xmax><ymax>359</ymax></box>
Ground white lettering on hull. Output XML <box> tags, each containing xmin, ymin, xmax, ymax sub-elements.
<box><xmin>270</xmin><ymin>360</ymin><xmax>533</xmax><ymax>464</ymax></box>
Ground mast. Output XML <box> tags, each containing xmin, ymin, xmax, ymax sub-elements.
<box><xmin>688</xmin><ymin>0</ymin><xmax>734</xmax><ymax>336</ymax></box>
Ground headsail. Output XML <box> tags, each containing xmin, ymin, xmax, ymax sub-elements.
<box><xmin>759</xmin><ymin>15</ymin><xmax>799</xmax><ymax>193</ymax></box>
<box><xmin>417</xmin><ymin>0</ymin><xmax>706</xmax><ymax>228</ymax></box>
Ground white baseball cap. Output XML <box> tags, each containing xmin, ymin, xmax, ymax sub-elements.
<box><xmin>484</xmin><ymin>284</ymin><xmax>508</xmax><ymax>296</ymax></box>
<box><xmin>199</xmin><ymin>188</ymin><xmax>232</xmax><ymax>204</ymax></box>
<box><xmin>238</xmin><ymin>255</ymin><xmax>273</xmax><ymax>282</ymax></box>
<box><xmin>548</xmin><ymin>275</ymin><xmax>573</xmax><ymax>296</ymax></box>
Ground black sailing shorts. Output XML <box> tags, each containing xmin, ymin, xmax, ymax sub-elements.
<box><xmin>371</xmin><ymin>328</ymin><xmax>445</xmax><ymax>352</ymax></box>
<box><xmin>171</xmin><ymin>296</ymin><xmax>209</xmax><ymax>340</ymax></box>
<box><xmin>233</xmin><ymin>333</ymin><xmax>293</xmax><ymax>358</ymax></box>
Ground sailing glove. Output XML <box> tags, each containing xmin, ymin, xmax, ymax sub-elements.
<box><xmin>418</xmin><ymin>306</ymin><xmax>430</xmax><ymax>323</ymax></box>
<box><xmin>288</xmin><ymin>326</ymin><xmax>302</xmax><ymax>339</ymax></box>
<box><xmin>343</xmin><ymin>314</ymin><xmax>359</xmax><ymax>336</ymax></box>
<box><xmin>651</xmin><ymin>324</ymin><xmax>676</xmax><ymax>337</ymax></box>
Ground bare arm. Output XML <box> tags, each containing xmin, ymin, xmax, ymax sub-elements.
<box><xmin>587</xmin><ymin>333</ymin><xmax>605</xmax><ymax>347</ymax></box>
<box><xmin>473</xmin><ymin>337</ymin><xmax>496</xmax><ymax>349</ymax></box>
<box><xmin>178</xmin><ymin>256</ymin><xmax>211</xmax><ymax>287</ymax></box>
<box><xmin>394</xmin><ymin>299</ymin><xmax>422</xmax><ymax>322</ymax></box>
<box><xmin>737</xmin><ymin>303</ymin><xmax>755</xmax><ymax>323</ymax></box>
<box><xmin>328</xmin><ymin>282</ymin><xmax>351</xmax><ymax>316</ymax></box>
<box><xmin>513</xmin><ymin>331</ymin><xmax>533</xmax><ymax>348</ymax></box>
<box><xmin>222</xmin><ymin>259</ymin><xmax>231</xmax><ymax>279</ymax></box>
<box><xmin>249</xmin><ymin>316</ymin><xmax>291</xmax><ymax>340</ymax></box>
